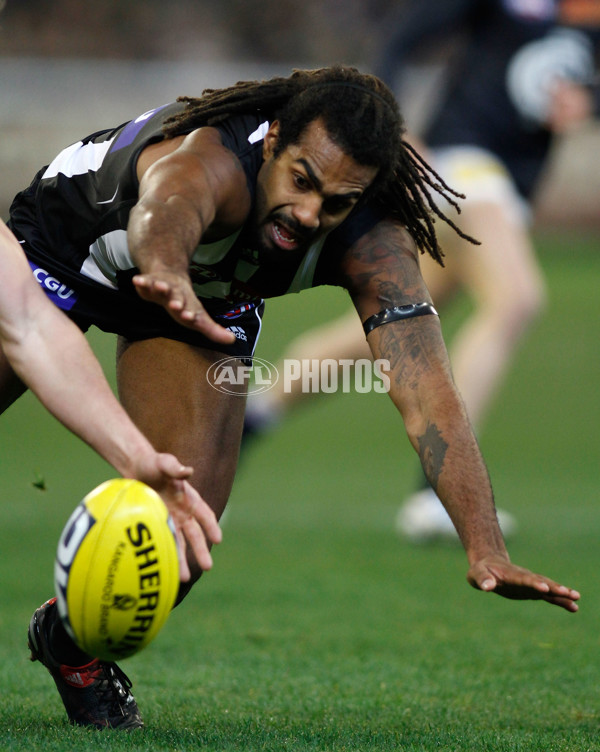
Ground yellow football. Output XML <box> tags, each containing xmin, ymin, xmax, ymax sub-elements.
<box><xmin>54</xmin><ymin>479</ymin><xmax>180</xmax><ymax>661</ymax></box>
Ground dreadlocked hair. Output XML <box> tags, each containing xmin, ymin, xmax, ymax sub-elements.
<box><xmin>375</xmin><ymin>140</ymin><xmax>480</xmax><ymax>264</ymax></box>
<box><xmin>162</xmin><ymin>65</ymin><xmax>478</xmax><ymax>265</ymax></box>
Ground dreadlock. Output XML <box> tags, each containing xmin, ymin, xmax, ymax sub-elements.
<box><xmin>162</xmin><ymin>65</ymin><xmax>477</xmax><ymax>265</ymax></box>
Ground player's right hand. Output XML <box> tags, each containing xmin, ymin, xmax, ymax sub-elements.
<box><xmin>132</xmin><ymin>270</ymin><xmax>235</xmax><ymax>344</ymax></box>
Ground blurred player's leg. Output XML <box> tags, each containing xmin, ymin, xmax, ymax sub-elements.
<box><xmin>422</xmin><ymin>202</ymin><xmax>546</xmax><ymax>432</ymax></box>
<box><xmin>244</xmin><ymin>307</ymin><xmax>370</xmax><ymax>439</ymax></box>
<box><xmin>397</xmin><ymin>148</ymin><xmax>546</xmax><ymax>540</ymax></box>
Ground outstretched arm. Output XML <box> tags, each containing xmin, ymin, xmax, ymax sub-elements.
<box><xmin>0</xmin><ymin>221</ymin><xmax>221</xmax><ymax>580</ymax></box>
<box><xmin>128</xmin><ymin>127</ymin><xmax>249</xmax><ymax>343</ymax></box>
<box><xmin>337</xmin><ymin>217</ymin><xmax>579</xmax><ymax>612</ymax></box>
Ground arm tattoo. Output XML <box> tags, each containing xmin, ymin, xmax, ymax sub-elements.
<box><xmin>375</xmin><ymin>319</ymin><xmax>439</xmax><ymax>390</ymax></box>
<box><xmin>339</xmin><ymin>223</ymin><xmax>421</xmax><ymax>297</ymax></box>
<box><xmin>345</xmin><ymin>221</ymin><xmax>407</xmax><ymax>266</ymax></box>
<box><xmin>417</xmin><ymin>422</ymin><xmax>448</xmax><ymax>490</ymax></box>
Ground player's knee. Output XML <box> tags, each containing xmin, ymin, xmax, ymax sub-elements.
<box><xmin>511</xmin><ymin>275</ymin><xmax>547</xmax><ymax>331</ymax></box>
<box><xmin>484</xmin><ymin>267</ymin><xmax>547</xmax><ymax>340</ymax></box>
<box><xmin>500</xmin><ymin>284</ymin><xmax>547</xmax><ymax>347</ymax></box>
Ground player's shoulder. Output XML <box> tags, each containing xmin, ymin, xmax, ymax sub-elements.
<box><xmin>136</xmin><ymin>125</ymin><xmax>245</xmax><ymax>186</ymax></box>
<box><xmin>316</xmin><ymin>205</ymin><xmax>418</xmax><ymax>288</ymax></box>
<box><xmin>211</xmin><ymin>112</ymin><xmax>270</xmax><ymax>156</ymax></box>
<box><xmin>327</xmin><ymin>204</ymin><xmax>416</xmax><ymax>256</ymax></box>
<box><xmin>208</xmin><ymin>113</ymin><xmax>269</xmax><ymax>197</ymax></box>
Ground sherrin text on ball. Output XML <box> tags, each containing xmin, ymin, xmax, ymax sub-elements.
<box><xmin>54</xmin><ymin>479</ymin><xmax>179</xmax><ymax>661</ymax></box>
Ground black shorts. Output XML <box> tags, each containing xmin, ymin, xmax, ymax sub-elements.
<box><xmin>15</xmin><ymin>236</ymin><xmax>265</xmax><ymax>361</ymax></box>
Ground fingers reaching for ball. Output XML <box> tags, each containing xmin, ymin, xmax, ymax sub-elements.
<box><xmin>140</xmin><ymin>453</ymin><xmax>223</xmax><ymax>582</ymax></box>
<box><xmin>163</xmin><ymin>477</ymin><xmax>222</xmax><ymax>582</ymax></box>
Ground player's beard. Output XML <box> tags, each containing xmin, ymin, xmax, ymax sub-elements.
<box><xmin>247</xmin><ymin>207</ymin><xmax>318</xmax><ymax>265</ymax></box>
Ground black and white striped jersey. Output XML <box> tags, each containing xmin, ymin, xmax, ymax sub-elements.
<box><xmin>9</xmin><ymin>105</ymin><xmax>378</xmax><ymax>307</ymax></box>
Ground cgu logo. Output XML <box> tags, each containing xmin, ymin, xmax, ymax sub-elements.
<box><xmin>30</xmin><ymin>263</ymin><xmax>78</xmax><ymax>311</ymax></box>
<box><xmin>33</xmin><ymin>268</ymin><xmax>75</xmax><ymax>299</ymax></box>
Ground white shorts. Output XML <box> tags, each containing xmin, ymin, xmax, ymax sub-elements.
<box><xmin>431</xmin><ymin>146</ymin><xmax>531</xmax><ymax>227</ymax></box>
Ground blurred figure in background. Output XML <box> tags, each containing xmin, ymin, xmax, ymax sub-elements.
<box><xmin>243</xmin><ymin>0</ymin><xmax>600</xmax><ymax>541</ymax></box>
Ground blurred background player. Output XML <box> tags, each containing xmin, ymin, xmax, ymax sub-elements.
<box><xmin>243</xmin><ymin>0</ymin><xmax>600</xmax><ymax>541</ymax></box>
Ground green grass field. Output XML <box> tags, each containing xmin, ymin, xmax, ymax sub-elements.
<box><xmin>0</xmin><ymin>232</ymin><xmax>598</xmax><ymax>751</ymax></box>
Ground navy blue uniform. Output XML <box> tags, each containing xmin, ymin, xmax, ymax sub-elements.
<box><xmin>376</xmin><ymin>0</ymin><xmax>600</xmax><ymax>198</ymax></box>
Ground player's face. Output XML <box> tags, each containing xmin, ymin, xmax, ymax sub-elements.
<box><xmin>252</xmin><ymin>118</ymin><xmax>377</xmax><ymax>258</ymax></box>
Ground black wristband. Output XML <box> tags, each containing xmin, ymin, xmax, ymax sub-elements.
<box><xmin>362</xmin><ymin>302</ymin><xmax>438</xmax><ymax>335</ymax></box>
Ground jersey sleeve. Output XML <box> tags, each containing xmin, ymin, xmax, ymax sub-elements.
<box><xmin>212</xmin><ymin>114</ymin><xmax>267</xmax><ymax>194</ymax></box>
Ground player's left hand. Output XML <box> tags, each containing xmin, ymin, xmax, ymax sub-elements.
<box><xmin>136</xmin><ymin>452</ymin><xmax>223</xmax><ymax>581</ymax></box>
<box><xmin>467</xmin><ymin>556</ymin><xmax>580</xmax><ymax>612</ymax></box>
<box><xmin>132</xmin><ymin>270</ymin><xmax>236</xmax><ymax>344</ymax></box>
